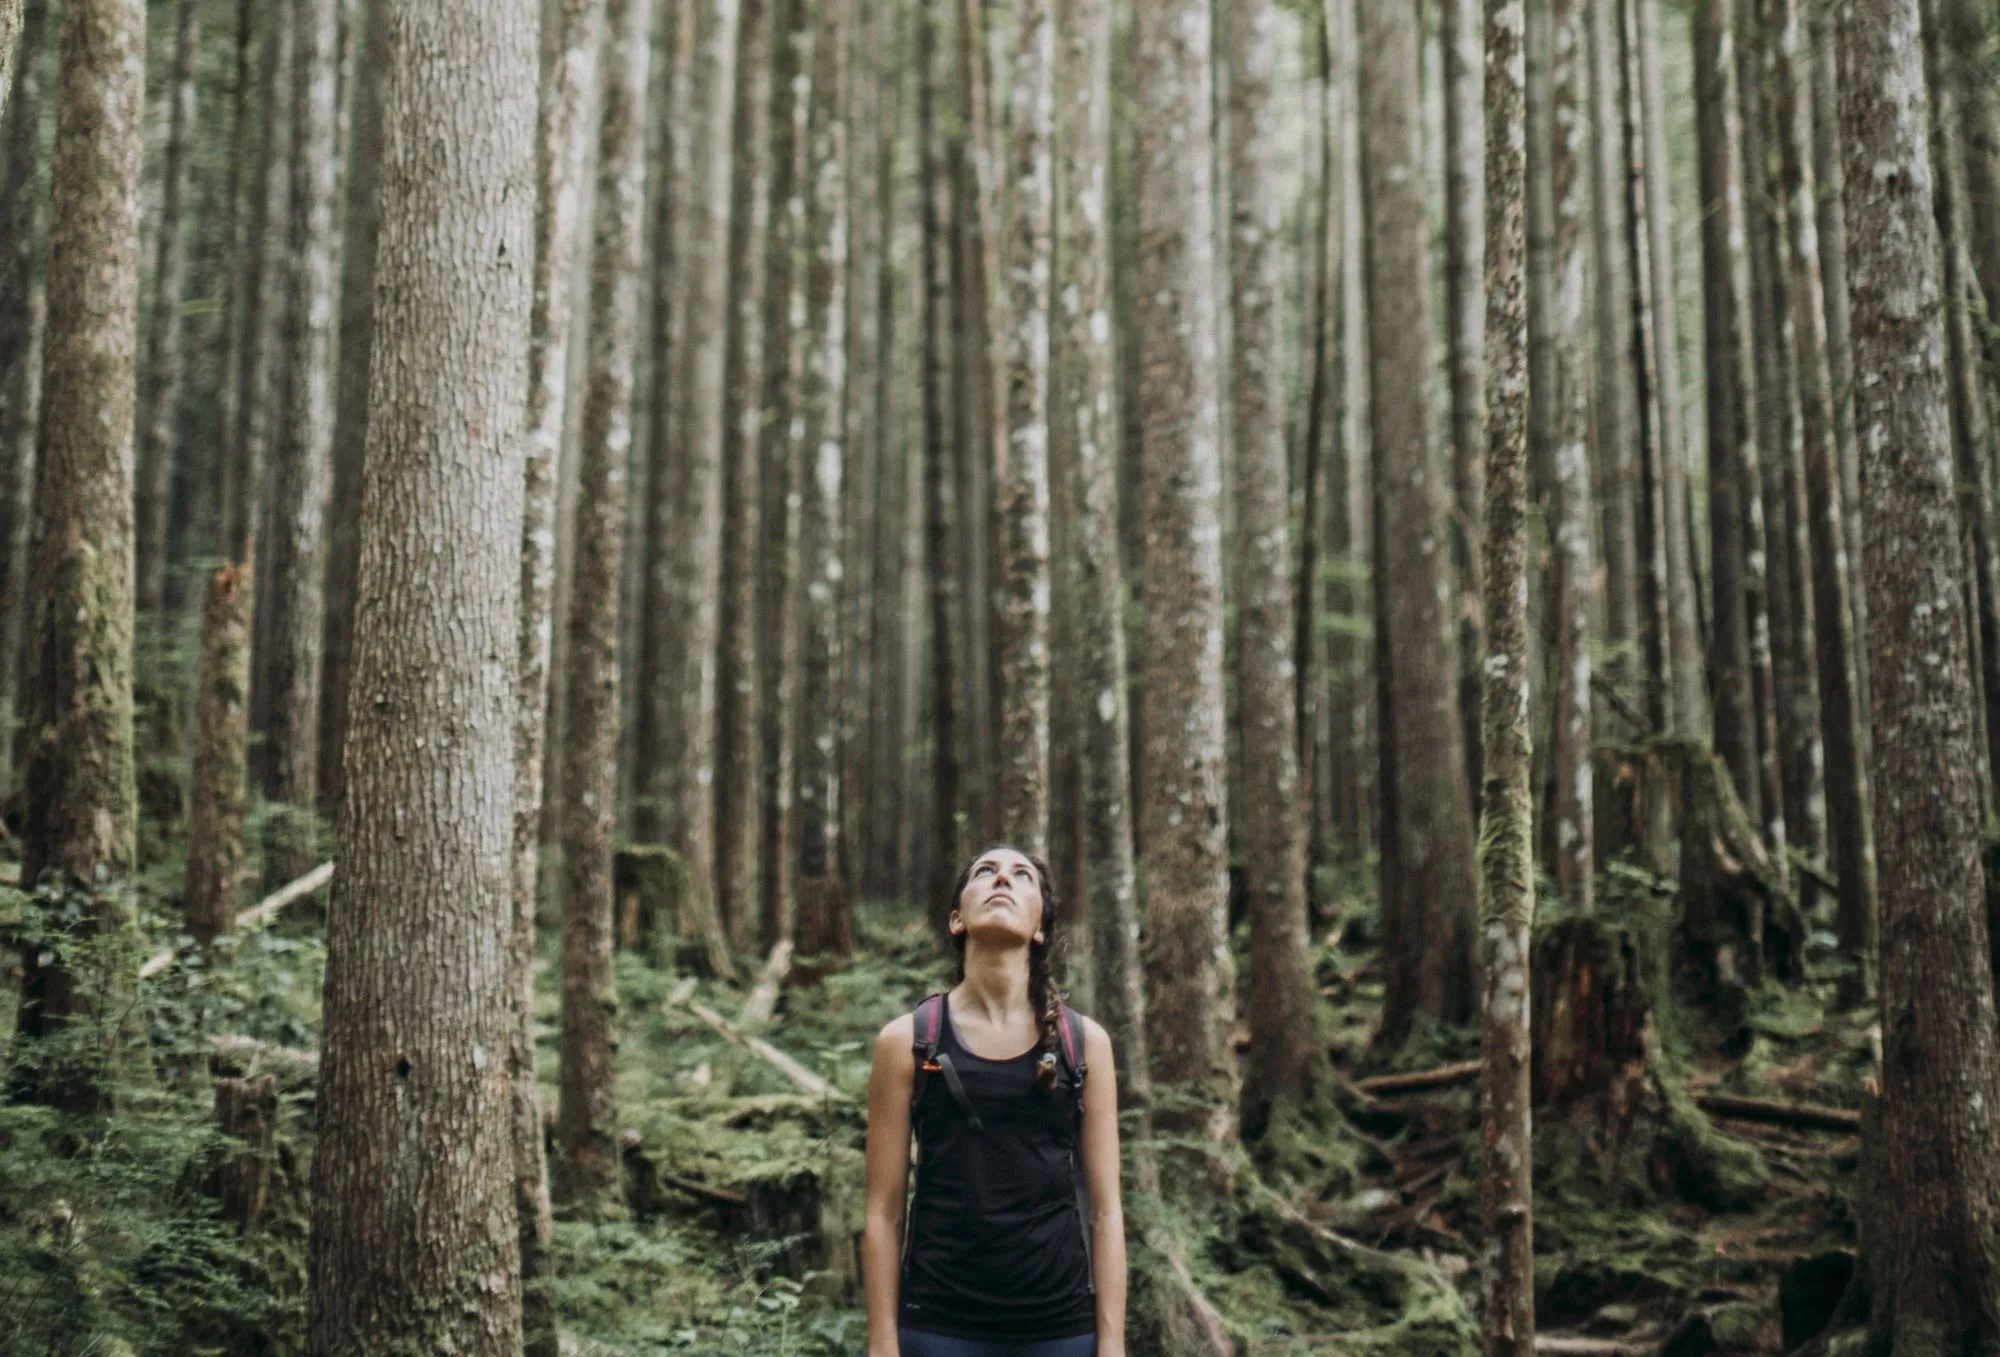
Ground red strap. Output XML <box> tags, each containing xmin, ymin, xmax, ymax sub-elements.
<box><xmin>1058</xmin><ymin>1004</ymin><xmax>1082</xmax><ymax>1071</ymax></box>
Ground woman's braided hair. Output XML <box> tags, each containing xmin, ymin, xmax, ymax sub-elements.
<box><xmin>949</xmin><ymin>846</ymin><xmax>1066</xmax><ymax>1089</ymax></box>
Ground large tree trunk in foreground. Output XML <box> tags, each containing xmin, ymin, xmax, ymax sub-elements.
<box><xmin>1361</xmin><ymin>0</ymin><xmax>1480</xmax><ymax>1042</ymax></box>
<box><xmin>1054</xmin><ymin>0</ymin><xmax>1148</xmax><ymax>1112</ymax></box>
<box><xmin>1479</xmin><ymin>0</ymin><xmax>1534</xmax><ymax>1345</ymax></box>
<box><xmin>995</xmin><ymin>0</ymin><xmax>1053</xmax><ymax>851</ymax></box>
<box><xmin>305</xmin><ymin>0</ymin><xmax>536</xmax><ymax>1344</ymax></box>
<box><xmin>558</xmin><ymin>0</ymin><xmax>653</xmax><ymax>1216</ymax></box>
<box><xmin>187</xmin><ymin>563</ymin><xmax>252</xmax><ymax>946</ymax></box>
<box><xmin>132</xmin><ymin>0</ymin><xmax>199</xmax><ymax>621</ymax></box>
<box><xmin>1133</xmin><ymin>0</ymin><xmax>1235</xmax><ymax>1135</ymax></box>
<box><xmin>0</xmin><ymin>0</ymin><xmax>45</xmax><ymax>796</ymax></box>
<box><xmin>1841</xmin><ymin>0</ymin><xmax>2000</xmax><ymax>1340</ymax></box>
<box><xmin>1228</xmin><ymin>0</ymin><xmax>1327</xmax><ymax>1142</ymax></box>
<box><xmin>13</xmin><ymin>0</ymin><xmax>143</xmax><ymax>1110</ymax></box>
<box><xmin>1840</xmin><ymin>0</ymin><xmax>2000</xmax><ymax>1336</ymax></box>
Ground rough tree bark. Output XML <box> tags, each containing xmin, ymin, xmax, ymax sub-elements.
<box><xmin>1535</xmin><ymin>0</ymin><xmax>1595</xmax><ymax>913</ymax></box>
<box><xmin>1054</xmin><ymin>0</ymin><xmax>1148</xmax><ymax>1110</ymax></box>
<box><xmin>1443</xmin><ymin>0</ymin><xmax>1487</xmax><ymax>796</ymax></box>
<box><xmin>718</xmin><ymin>0</ymin><xmax>773</xmax><ymax>945</ymax></box>
<box><xmin>1361</xmin><ymin>0</ymin><xmax>1480</xmax><ymax>1040</ymax></box>
<box><xmin>1228</xmin><ymin>0</ymin><xmax>1329</xmax><ymax>1142</ymax></box>
<box><xmin>304</xmin><ymin>0</ymin><xmax>536</xmax><ymax>1343</ymax></box>
<box><xmin>186</xmin><ymin>564</ymin><xmax>252</xmax><ymax>947</ymax></box>
<box><xmin>0</xmin><ymin>0</ymin><xmax>22</xmax><ymax>110</ymax></box>
<box><xmin>1773</xmin><ymin>0</ymin><xmax>1877</xmax><ymax>1002</ymax></box>
<box><xmin>13</xmin><ymin>0</ymin><xmax>144</xmax><ymax>1107</ymax></box>
<box><xmin>995</xmin><ymin>0</ymin><xmax>1053</xmax><ymax>851</ymax></box>
<box><xmin>0</xmin><ymin>0</ymin><xmax>45</xmax><ymax>796</ymax></box>
<box><xmin>1133</xmin><ymin>0</ymin><xmax>1235</xmax><ymax>1133</ymax></box>
<box><xmin>1839</xmin><ymin>0</ymin><xmax>2000</xmax><ymax>1339</ymax></box>
<box><xmin>794</xmin><ymin>0</ymin><xmax>851</xmax><ymax>964</ymax></box>
<box><xmin>513</xmin><ymin>0</ymin><xmax>602</xmax><ymax>1339</ymax></box>
<box><xmin>1589</xmin><ymin>0</ymin><xmax>1638</xmax><ymax>691</ymax></box>
<box><xmin>132</xmin><ymin>0</ymin><xmax>198</xmax><ymax>620</ymax></box>
<box><xmin>262</xmin><ymin>0</ymin><xmax>342</xmax><ymax>888</ymax></box>
<box><xmin>1480</xmin><ymin>0</ymin><xmax>1535</xmax><ymax>1345</ymax></box>
<box><xmin>558</xmin><ymin>0</ymin><xmax>653</xmax><ymax>1214</ymax></box>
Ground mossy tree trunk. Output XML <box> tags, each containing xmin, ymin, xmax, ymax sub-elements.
<box><xmin>14</xmin><ymin>0</ymin><xmax>144</xmax><ymax>1110</ymax></box>
<box><xmin>305</xmin><ymin>0</ymin><xmax>537</xmax><ymax>1340</ymax></box>
<box><xmin>187</xmin><ymin>564</ymin><xmax>252</xmax><ymax>947</ymax></box>
<box><xmin>0</xmin><ymin>0</ymin><xmax>46</xmax><ymax>797</ymax></box>
<box><xmin>1840</xmin><ymin>0</ymin><xmax>2000</xmax><ymax>1335</ymax></box>
<box><xmin>558</xmin><ymin>0</ymin><xmax>654</xmax><ymax>1215</ymax></box>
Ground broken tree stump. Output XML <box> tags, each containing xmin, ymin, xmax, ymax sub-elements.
<box><xmin>213</xmin><ymin>1074</ymin><xmax>279</xmax><ymax>1228</ymax></box>
<box><xmin>613</xmin><ymin>844</ymin><xmax>734</xmax><ymax>978</ymax></box>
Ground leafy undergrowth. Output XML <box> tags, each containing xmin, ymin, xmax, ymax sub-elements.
<box><xmin>0</xmin><ymin>848</ymin><xmax>1872</xmax><ymax>1355</ymax></box>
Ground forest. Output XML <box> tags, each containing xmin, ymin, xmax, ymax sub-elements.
<box><xmin>0</xmin><ymin>0</ymin><xmax>1998</xmax><ymax>1348</ymax></box>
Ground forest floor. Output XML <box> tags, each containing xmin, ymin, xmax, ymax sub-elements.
<box><xmin>0</xmin><ymin>842</ymin><xmax>1873</xmax><ymax>1356</ymax></box>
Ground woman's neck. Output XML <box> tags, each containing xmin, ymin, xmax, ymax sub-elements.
<box><xmin>953</xmin><ymin>940</ymin><xmax>1032</xmax><ymax>1024</ymax></box>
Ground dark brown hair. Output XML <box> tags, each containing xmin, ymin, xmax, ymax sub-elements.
<box><xmin>949</xmin><ymin>846</ymin><xmax>1064</xmax><ymax>1088</ymax></box>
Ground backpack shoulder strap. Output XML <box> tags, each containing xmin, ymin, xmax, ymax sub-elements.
<box><xmin>1058</xmin><ymin>1005</ymin><xmax>1088</xmax><ymax>1107</ymax></box>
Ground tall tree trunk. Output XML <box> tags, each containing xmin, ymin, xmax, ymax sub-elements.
<box><xmin>1480</xmin><ymin>0</ymin><xmax>1534</xmax><ymax>1344</ymax></box>
<box><xmin>1228</xmin><ymin>0</ymin><xmax>1328</xmax><ymax>1141</ymax></box>
<box><xmin>317</xmin><ymin>0</ymin><xmax>385</xmax><ymax>816</ymax></box>
<box><xmin>132</xmin><ymin>0</ymin><xmax>198</xmax><ymax>621</ymax></box>
<box><xmin>1298</xmin><ymin>10</ymin><xmax>1337</xmax><ymax>870</ymax></box>
<box><xmin>1840</xmin><ymin>0</ymin><xmax>2000</xmax><ymax>1337</ymax></box>
<box><xmin>1362</xmin><ymin>0</ymin><xmax>1480</xmax><ymax>1042</ymax></box>
<box><xmin>995</xmin><ymin>0</ymin><xmax>1053</xmax><ymax>851</ymax></box>
<box><xmin>1055</xmin><ymin>0</ymin><xmax>1146</xmax><ymax>1105</ymax></box>
<box><xmin>305</xmin><ymin>0</ymin><xmax>536</xmax><ymax>1339</ymax></box>
<box><xmin>1333</xmin><ymin>0</ymin><xmax>1372</xmax><ymax>864</ymax></box>
<box><xmin>1695</xmin><ymin>0</ymin><xmax>1766</xmax><ymax>824</ymax></box>
<box><xmin>760</xmin><ymin>0</ymin><xmax>812</xmax><ymax>945</ymax></box>
<box><xmin>557</xmin><ymin>0</ymin><xmax>652</xmax><ymax>1214</ymax></box>
<box><xmin>187</xmin><ymin>563</ymin><xmax>252</xmax><ymax>946</ymax></box>
<box><xmin>1535</xmin><ymin>0</ymin><xmax>1594</xmax><ymax>912</ymax></box>
<box><xmin>718</xmin><ymin>0</ymin><xmax>772</xmax><ymax>946</ymax></box>
<box><xmin>794</xmin><ymin>0</ymin><xmax>851</xmax><ymax>963</ymax></box>
<box><xmin>0</xmin><ymin>0</ymin><xmax>45</xmax><ymax>797</ymax></box>
<box><xmin>1588</xmin><ymin>0</ymin><xmax>1638</xmax><ymax>693</ymax></box>
<box><xmin>1636</xmin><ymin>0</ymin><xmax>1702</xmax><ymax>732</ymax></box>
<box><xmin>513</xmin><ymin>0</ymin><xmax>602</xmax><ymax>1340</ymax></box>
<box><xmin>1133</xmin><ymin>0</ymin><xmax>1234</xmax><ymax>1132</ymax></box>
<box><xmin>261</xmin><ymin>0</ymin><xmax>342</xmax><ymax>889</ymax></box>
<box><xmin>1773</xmin><ymin>0</ymin><xmax>1878</xmax><ymax>1002</ymax></box>
<box><xmin>1950</xmin><ymin>0</ymin><xmax>2000</xmax><ymax>320</ymax></box>
<box><xmin>210</xmin><ymin>0</ymin><xmax>253</xmax><ymax>566</ymax></box>
<box><xmin>13</xmin><ymin>0</ymin><xmax>143</xmax><ymax>1110</ymax></box>
<box><xmin>1443</xmin><ymin>0</ymin><xmax>1487</xmax><ymax>798</ymax></box>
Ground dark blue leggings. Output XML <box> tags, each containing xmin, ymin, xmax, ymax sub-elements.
<box><xmin>897</xmin><ymin>1329</ymin><xmax>1097</xmax><ymax>1357</ymax></box>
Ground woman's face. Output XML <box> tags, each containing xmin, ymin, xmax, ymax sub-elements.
<box><xmin>951</xmin><ymin>848</ymin><xmax>1046</xmax><ymax>949</ymax></box>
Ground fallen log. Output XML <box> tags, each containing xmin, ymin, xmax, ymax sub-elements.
<box><xmin>140</xmin><ymin>860</ymin><xmax>335</xmax><ymax>979</ymax></box>
<box><xmin>209</xmin><ymin>1033</ymin><xmax>320</xmax><ymax>1082</ymax></box>
<box><xmin>1534</xmin><ymin>1337</ymin><xmax>1655</xmax><ymax>1356</ymax></box>
<box><xmin>1353</xmin><ymin>1060</ymin><xmax>1482</xmax><ymax>1095</ymax></box>
<box><xmin>1693</xmin><ymin>1092</ymin><xmax>1859</xmax><ymax>1133</ymax></box>
<box><xmin>738</xmin><ymin>938</ymin><xmax>795</xmax><ymax>1031</ymax></box>
<box><xmin>668</xmin><ymin>987</ymin><xmax>846</xmax><ymax>1102</ymax></box>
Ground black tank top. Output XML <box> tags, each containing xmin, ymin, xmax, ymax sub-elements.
<box><xmin>898</xmin><ymin>996</ymin><xmax>1097</xmax><ymax>1341</ymax></box>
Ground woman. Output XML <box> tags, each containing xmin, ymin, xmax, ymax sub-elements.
<box><xmin>863</xmin><ymin>846</ymin><xmax>1128</xmax><ymax>1357</ymax></box>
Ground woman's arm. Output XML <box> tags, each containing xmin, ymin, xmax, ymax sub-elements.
<box><xmin>1079</xmin><ymin>1018</ymin><xmax>1128</xmax><ymax>1357</ymax></box>
<box><xmin>863</xmin><ymin>1014</ymin><xmax>916</xmax><ymax>1357</ymax></box>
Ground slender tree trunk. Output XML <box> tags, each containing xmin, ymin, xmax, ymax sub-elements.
<box><xmin>14</xmin><ymin>0</ymin><xmax>143</xmax><ymax>1109</ymax></box>
<box><xmin>261</xmin><ymin>0</ymin><xmax>341</xmax><ymax>889</ymax></box>
<box><xmin>211</xmin><ymin>0</ymin><xmax>253</xmax><ymax>565</ymax></box>
<box><xmin>795</xmin><ymin>0</ymin><xmax>851</xmax><ymax>963</ymax></box>
<box><xmin>1480</xmin><ymin>0</ymin><xmax>1534</xmax><ymax>1345</ymax></box>
<box><xmin>133</xmin><ymin>0</ymin><xmax>199</xmax><ymax>621</ymax></box>
<box><xmin>1298</xmin><ymin>11</ymin><xmax>1337</xmax><ymax>870</ymax></box>
<box><xmin>1444</xmin><ymin>0</ymin><xmax>1487</xmax><ymax>797</ymax></box>
<box><xmin>187</xmin><ymin>563</ymin><xmax>252</xmax><ymax>946</ymax></box>
<box><xmin>1950</xmin><ymin>0</ymin><xmax>2000</xmax><ymax>320</ymax></box>
<box><xmin>1055</xmin><ymin>0</ymin><xmax>1145</xmax><ymax>1102</ymax></box>
<box><xmin>558</xmin><ymin>0</ymin><xmax>652</xmax><ymax>1214</ymax></box>
<box><xmin>317</xmin><ymin>0</ymin><xmax>385</xmax><ymax>816</ymax></box>
<box><xmin>1333</xmin><ymin>0</ymin><xmax>1372</xmax><ymax>864</ymax></box>
<box><xmin>0</xmin><ymin>0</ymin><xmax>45</xmax><ymax>797</ymax></box>
<box><xmin>1695</xmin><ymin>0</ymin><xmax>1766</xmax><ymax>823</ymax></box>
<box><xmin>1535</xmin><ymin>0</ymin><xmax>1594</xmax><ymax>912</ymax></box>
<box><xmin>1589</xmin><ymin>0</ymin><xmax>1638</xmax><ymax>692</ymax></box>
<box><xmin>1361</xmin><ymin>0</ymin><xmax>1481</xmax><ymax>1042</ymax></box>
<box><xmin>305</xmin><ymin>0</ymin><xmax>536</xmax><ymax>1340</ymax></box>
<box><xmin>995</xmin><ymin>0</ymin><xmax>1053</xmax><ymax>851</ymax></box>
<box><xmin>1774</xmin><ymin>0</ymin><xmax>1877</xmax><ymax>1002</ymax></box>
<box><xmin>513</xmin><ymin>0</ymin><xmax>602</xmax><ymax>1340</ymax></box>
<box><xmin>1840</xmin><ymin>0</ymin><xmax>2000</xmax><ymax>1336</ymax></box>
<box><xmin>718</xmin><ymin>0</ymin><xmax>772</xmax><ymax>946</ymax></box>
<box><xmin>1227</xmin><ymin>0</ymin><xmax>1328</xmax><ymax>1141</ymax></box>
<box><xmin>1134</xmin><ymin>0</ymin><xmax>1234</xmax><ymax>1131</ymax></box>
